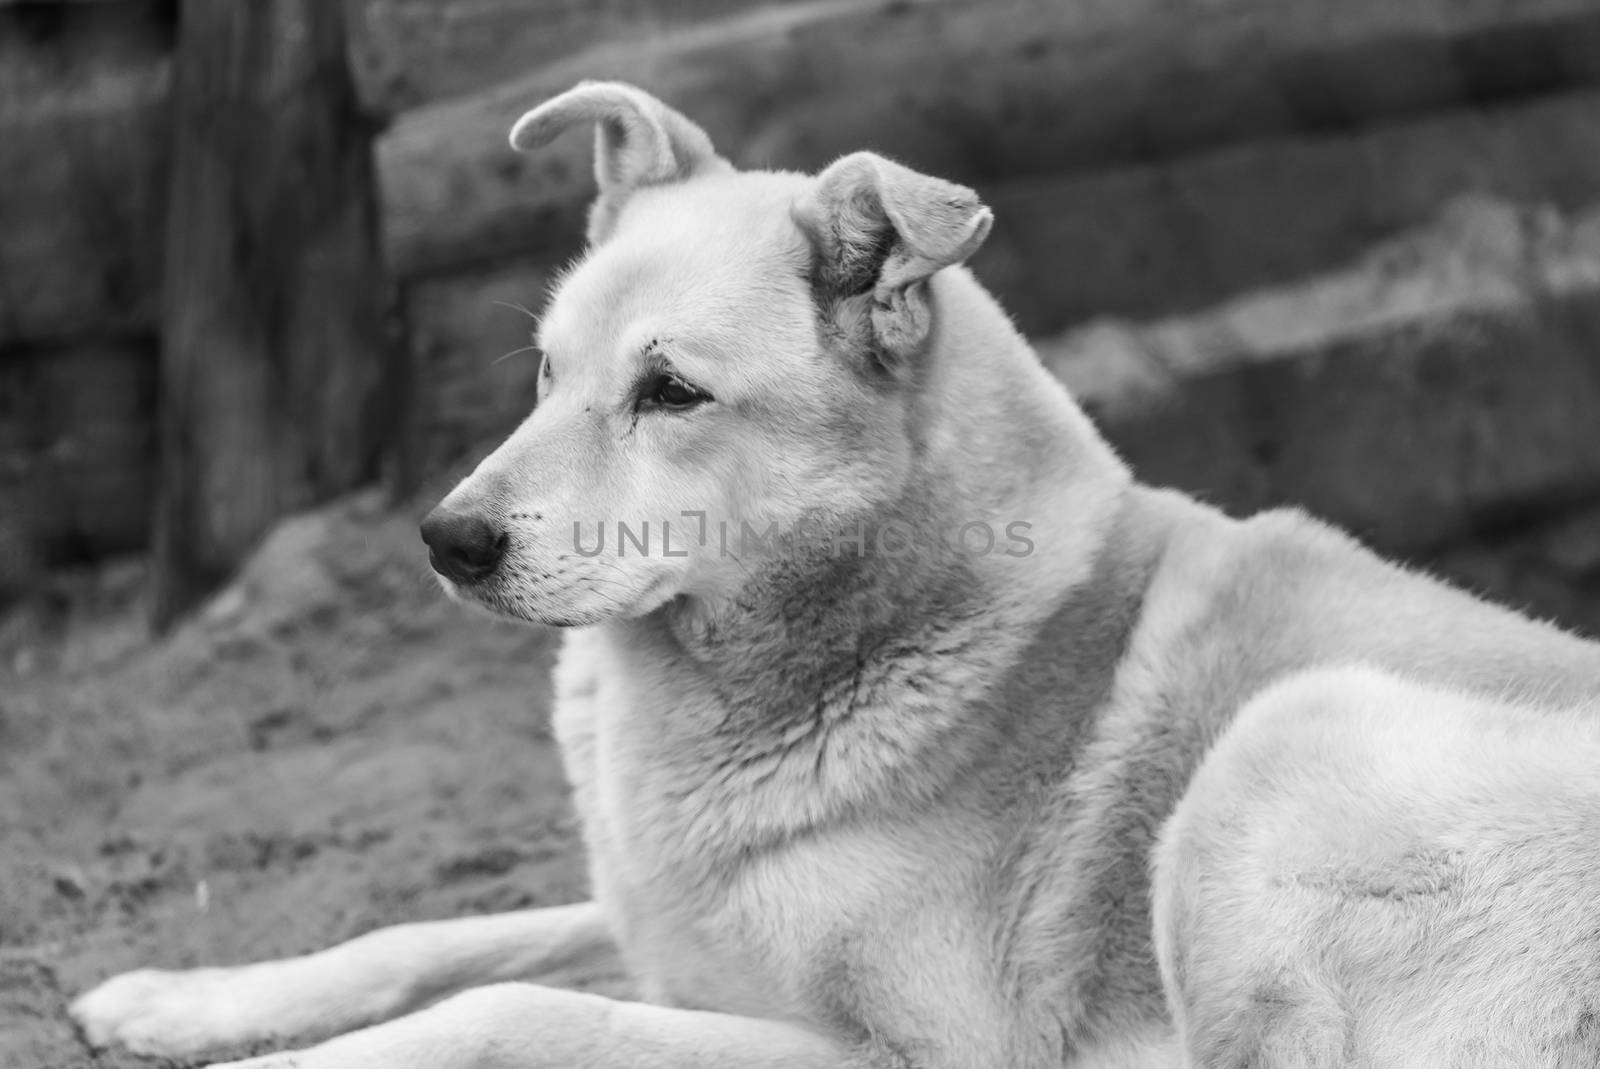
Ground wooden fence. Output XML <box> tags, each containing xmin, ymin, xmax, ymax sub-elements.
<box><xmin>5</xmin><ymin>0</ymin><xmax>1600</xmax><ymax>621</ymax></box>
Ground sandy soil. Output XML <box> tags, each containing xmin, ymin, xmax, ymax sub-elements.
<box><xmin>0</xmin><ymin>490</ymin><xmax>600</xmax><ymax>1067</ymax></box>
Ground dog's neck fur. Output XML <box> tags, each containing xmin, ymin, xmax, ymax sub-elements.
<box><xmin>604</xmin><ymin>268</ymin><xmax>1138</xmax><ymax>832</ymax></box>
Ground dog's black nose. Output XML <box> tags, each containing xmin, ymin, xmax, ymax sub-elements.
<box><xmin>420</xmin><ymin>509</ymin><xmax>506</xmax><ymax>583</ymax></box>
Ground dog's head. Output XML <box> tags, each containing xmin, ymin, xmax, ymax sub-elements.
<box><xmin>422</xmin><ymin>81</ymin><xmax>994</xmax><ymax>627</ymax></box>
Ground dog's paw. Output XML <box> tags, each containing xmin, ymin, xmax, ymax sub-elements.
<box><xmin>71</xmin><ymin>966</ymin><xmax>265</xmax><ymax>1057</ymax></box>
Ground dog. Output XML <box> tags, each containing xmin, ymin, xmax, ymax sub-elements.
<box><xmin>72</xmin><ymin>81</ymin><xmax>1600</xmax><ymax>1068</ymax></box>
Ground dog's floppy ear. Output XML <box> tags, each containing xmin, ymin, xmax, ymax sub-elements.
<box><xmin>509</xmin><ymin>81</ymin><xmax>729</xmax><ymax>244</ymax></box>
<box><xmin>795</xmin><ymin>152</ymin><xmax>993</xmax><ymax>368</ymax></box>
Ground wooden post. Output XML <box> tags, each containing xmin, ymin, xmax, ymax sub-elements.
<box><xmin>151</xmin><ymin>0</ymin><xmax>390</xmax><ymax>629</ymax></box>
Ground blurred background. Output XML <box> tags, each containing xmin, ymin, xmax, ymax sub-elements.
<box><xmin>3</xmin><ymin>1</ymin><xmax>1600</xmax><ymax>1063</ymax></box>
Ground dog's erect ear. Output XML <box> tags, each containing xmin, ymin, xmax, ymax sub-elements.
<box><xmin>509</xmin><ymin>81</ymin><xmax>729</xmax><ymax>244</ymax></box>
<box><xmin>795</xmin><ymin>152</ymin><xmax>993</xmax><ymax>367</ymax></box>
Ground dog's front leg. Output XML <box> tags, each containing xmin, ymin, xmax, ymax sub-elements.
<box><xmin>71</xmin><ymin>902</ymin><xmax>620</xmax><ymax>1058</ymax></box>
<box><xmin>205</xmin><ymin>983</ymin><xmax>847</xmax><ymax>1069</ymax></box>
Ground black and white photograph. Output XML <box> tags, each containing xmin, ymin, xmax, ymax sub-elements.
<box><xmin>5</xmin><ymin>1</ymin><xmax>1600</xmax><ymax>1066</ymax></box>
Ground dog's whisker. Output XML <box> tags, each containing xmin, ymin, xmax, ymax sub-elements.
<box><xmin>490</xmin><ymin>299</ymin><xmax>540</xmax><ymax>321</ymax></box>
<box><xmin>490</xmin><ymin>343</ymin><xmax>543</xmax><ymax>368</ymax></box>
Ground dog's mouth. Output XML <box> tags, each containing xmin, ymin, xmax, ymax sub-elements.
<box><xmin>430</xmin><ymin>568</ymin><xmax>631</xmax><ymax>630</ymax></box>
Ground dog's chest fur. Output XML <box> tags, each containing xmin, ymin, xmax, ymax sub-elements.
<box><xmin>542</xmin><ymin>498</ymin><xmax>1175</xmax><ymax>1054</ymax></box>
<box><xmin>549</xmin><ymin>605</ymin><xmax>1028</xmax><ymax>1025</ymax></box>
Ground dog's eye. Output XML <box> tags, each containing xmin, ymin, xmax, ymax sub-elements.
<box><xmin>639</xmin><ymin>372</ymin><xmax>711</xmax><ymax>413</ymax></box>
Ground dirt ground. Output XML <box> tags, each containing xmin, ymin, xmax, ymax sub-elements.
<box><xmin>0</xmin><ymin>488</ymin><xmax>608</xmax><ymax>1068</ymax></box>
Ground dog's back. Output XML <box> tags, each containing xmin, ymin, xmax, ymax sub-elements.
<box><xmin>1158</xmin><ymin>665</ymin><xmax>1600</xmax><ymax>1068</ymax></box>
<box><xmin>996</xmin><ymin>494</ymin><xmax>1600</xmax><ymax>1059</ymax></box>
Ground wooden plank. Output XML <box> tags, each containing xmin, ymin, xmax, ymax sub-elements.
<box><xmin>0</xmin><ymin>0</ymin><xmax>171</xmax><ymax>100</ymax></box>
<box><xmin>393</xmin><ymin>88</ymin><xmax>1600</xmax><ymax>400</ymax></box>
<box><xmin>378</xmin><ymin>0</ymin><xmax>1600</xmax><ymax>276</ymax></box>
<box><xmin>9</xmin><ymin>0</ymin><xmax>1600</xmax><ymax>340</ymax></box>
<box><xmin>355</xmin><ymin>0</ymin><xmax>822</xmax><ymax>111</ymax></box>
<box><xmin>975</xmin><ymin>90</ymin><xmax>1600</xmax><ymax>334</ymax></box>
<box><xmin>0</xmin><ymin>340</ymin><xmax>157</xmax><ymax>595</ymax></box>
<box><xmin>0</xmin><ymin>1</ymin><xmax>172</xmax><ymax>346</ymax></box>
<box><xmin>1042</xmin><ymin>198</ymin><xmax>1600</xmax><ymax>559</ymax></box>
<box><xmin>150</xmin><ymin>0</ymin><xmax>391</xmax><ymax>628</ymax></box>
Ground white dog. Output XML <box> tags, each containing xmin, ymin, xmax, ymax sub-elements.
<box><xmin>73</xmin><ymin>82</ymin><xmax>1600</xmax><ymax>1069</ymax></box>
